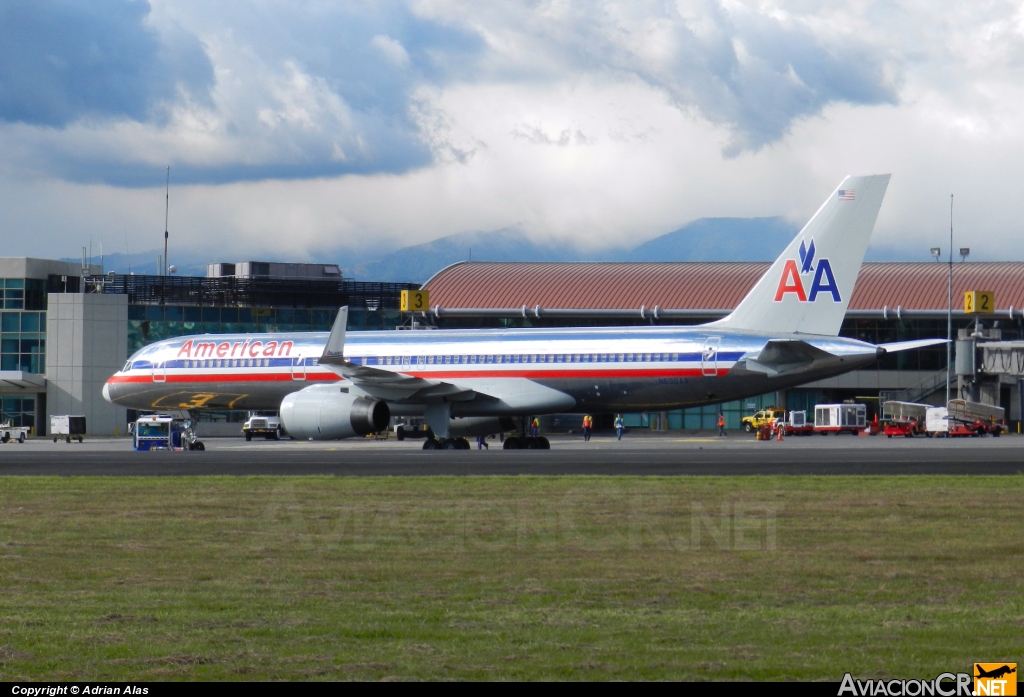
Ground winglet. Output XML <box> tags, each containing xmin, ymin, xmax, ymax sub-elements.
<box><xmin>320</xmin><ymin>306</ymin><xmax>348</xmax><ymax>365</ymax></box>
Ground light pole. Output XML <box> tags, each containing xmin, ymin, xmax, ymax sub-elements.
<box><xmin>947</xmin><ymin>195</ymin><xmax>952</xmax><ymax>405</ymax></box>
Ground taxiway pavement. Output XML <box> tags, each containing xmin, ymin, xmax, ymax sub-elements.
<box><xmin>1</xmin><ymin>432</ymin><xmax>1022</xmax><ymax>475</ymax></box>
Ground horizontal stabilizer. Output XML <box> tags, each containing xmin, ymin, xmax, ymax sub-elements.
<box><xmin>743</xmin><ymin>340</ymin><xmax>840</xmax><ymax>376</ymax></box>
<box><xmin>879</xmin><ymin>338</ymin><xmax>948</xmax><ymax>353</ymax></box>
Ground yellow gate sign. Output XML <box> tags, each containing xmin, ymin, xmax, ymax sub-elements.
<box><xmin>964</xmin><ymin>290</ymin><xmax>994</xmax><ymax>314</ymax></box>
<box><xmin>400</xmin><ymin>289</ymin><xmax>429</xmax><ymax>312</ymax></box>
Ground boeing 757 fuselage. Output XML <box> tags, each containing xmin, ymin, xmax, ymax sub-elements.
<box><xmin>103</xmin><ymin>174</ymin><xmax>944</xmax><ymax>447</ymax></box>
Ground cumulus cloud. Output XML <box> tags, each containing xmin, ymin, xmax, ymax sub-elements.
<box><xmin>0</xmin><ymin>0</ymin><xmax>478</xmax><ymax>184</ymax></box>
<box><xmin>372</xmin><ymin>35</ymin><xmax>411</xmax><ymax>68</ymax></box>
<box><xmin>0</xmin><ymin>0</ymin><xmax>212</xmax><ymax>127</ymax></box>
<box><xmin>1</xmin><ymin>0</ymin><xmax>1024</xmax><ymax>264</ymax></box>
<box><xmin>414</xmin><ymin>0</ymin><xmax>898</xmax><ymax>152</ymax></box>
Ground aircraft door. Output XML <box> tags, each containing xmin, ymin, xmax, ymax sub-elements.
<box><xmin>152</xmin><ymin>358</ymin><xmax>166</xmax><ymax>383</ymax></box>
<box><xmin>701</xmin><ymin>336</ymin><xmax>721</xmax><ymax>376</ymax></box>
<box><xmin>401</xmin><ymin>355</ymin><xmax>411</xmax><ymax>371</ymax></box>
<box><xmin>291</xmin><ymin>353</ymin><xmax>306</xmax><ymax>381</ymax></box>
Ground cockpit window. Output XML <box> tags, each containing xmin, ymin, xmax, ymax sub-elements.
<box><xmin>123</xmin><ymin>361</ymin><xmax>132</xmax><ymax>372</ymax></box>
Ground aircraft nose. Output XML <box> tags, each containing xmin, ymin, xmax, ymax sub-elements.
<box><xmin>102</xmin><ymin>381</ymin><xmax>112</xmax><ymax>403</ymax></box>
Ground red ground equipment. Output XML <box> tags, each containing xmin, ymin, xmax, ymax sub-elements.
<box><xmin>945</xmin><ymin>399</ymin><xmax>1006</xmax><ymax>437</ymax></box>
<box><xmin>881</xmin><ymin>401</ymin><xmax>928</xmax><ymax>438</ymax></box>
<box><xmin>781</xmin><ymin>410</ymin><xmax>815</xmax><ymax>436</ymax></box>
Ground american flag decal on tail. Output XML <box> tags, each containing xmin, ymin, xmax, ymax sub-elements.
<box><xmin>838</xmin><ymin>189</ymin><xmax>855</xmax><ymax>200</ymax></box>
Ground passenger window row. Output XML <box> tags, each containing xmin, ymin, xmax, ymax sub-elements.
<box><xmin>132</xmin><ymin>352</ymin><xmax>695</xmax><ymax>371</ymax></box>
<box><xmin>353</xmin><ymin>352</ymin><xmax>683</xmax><ymax>366</ymax></box>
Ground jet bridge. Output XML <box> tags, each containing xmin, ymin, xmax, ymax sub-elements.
<box><xmin>955</xmin><ymin>326</ymin><xmax>1024</xmax><ymax>424</ymax></box>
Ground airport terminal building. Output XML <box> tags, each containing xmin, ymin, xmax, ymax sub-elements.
<box><xmin>420</xmin><ymin>261</ymin><xmax>1024</xmax><ymax>430</ymax></box>
<box><xmin>0</xmin><ymin>257</ymin><xmax>416</xmax><ymax>436</ymax></box>
<box><xmin>2</xmin><ymin>256</ymin><xmax>1021</xmax><ymax>435</ymax></box>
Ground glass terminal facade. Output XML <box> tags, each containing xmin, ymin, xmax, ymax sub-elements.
<box><xmin>0</xmin><ymin>278</ymin><xmax>47</xmax><ymax>427</ymax></box>
<box><xmin>6</xmin><ymin>265</ymin><xmax>1016</xmax><ymax>432</ymax></box>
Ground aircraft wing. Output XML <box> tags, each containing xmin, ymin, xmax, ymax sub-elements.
<box><xmin>318</xmin><ymin>307</ymin><xmax>477</xmax><ymax>402</ymax></box>
<box><xmin>878</xmin><ymin>338</ymin><xmax>948</xmax><ymax>352</ymax></box>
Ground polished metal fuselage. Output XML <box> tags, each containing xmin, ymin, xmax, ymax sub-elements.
<box><xmin>104</xmin><ymin>326</ymin><xmax>882</xmax><ymax>414</ymax></box>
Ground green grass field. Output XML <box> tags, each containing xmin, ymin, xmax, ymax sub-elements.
<box><xmin>0</xmin><ymin>476</ymin><xmax>1021</xmax><ymax>680</ymax></box>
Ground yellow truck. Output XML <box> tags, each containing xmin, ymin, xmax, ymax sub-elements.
<box><xmin>742</xmin><ymin>408</ymin><xmax>786</xmax><ymax>433</ymax></box>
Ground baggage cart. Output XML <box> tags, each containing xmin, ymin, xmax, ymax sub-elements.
<box><xmin>814</xmin><ymin>403</ymin><xmax>869</xmax><ymax>435</ymax></box>
<box><xmin>50</xmin><ymin>415</ymin><xmax>86</xmax><ymax>443</ymax></box>
<box><xmin>782</xmin><ymin>410</ymin><xmax>814</xmax><ymax>436</ymax></box>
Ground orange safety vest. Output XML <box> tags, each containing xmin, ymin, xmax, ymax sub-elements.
<box><xmin>717</xmin><ymin>415</ymin><xmax>725</xmax><ymax>427</ymax></box>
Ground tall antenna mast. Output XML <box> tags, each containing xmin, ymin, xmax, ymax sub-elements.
<box><xmin>946</xmin><ymin>194</ymin><xmax>953</xmax><ymax>404</ymax></box>
<box><xmin>163</xmin><ymin>165</ymin><xmax>170</xmax><ymax>277</ymax></box>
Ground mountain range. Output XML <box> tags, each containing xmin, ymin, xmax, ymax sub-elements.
<box><xmin>70</xmin><ymin>216</ymin><xmax>807</xmax><ymax>283</ymax></box>
<box><xmin>344</xmin><ymin>217</ymin><xmax>800</xmax><ymax>282</ymax></box>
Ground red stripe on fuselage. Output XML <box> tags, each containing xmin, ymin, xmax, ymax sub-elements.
<box><xmin>106</xmin><ymin>367</ymin><xmax>728</xmax><ymax>384</ymax></box>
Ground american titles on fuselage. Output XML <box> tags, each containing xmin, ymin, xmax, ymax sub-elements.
<box><xmin>176</xmin><ymin>338</ymin><xmax>294</xmax><ymax>359</ymax></box>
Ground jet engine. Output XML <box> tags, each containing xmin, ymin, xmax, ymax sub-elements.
<box><xmin>280</xmin><ymin>384</ymin><xmax>390</xmax><ymax>440</ymax></box>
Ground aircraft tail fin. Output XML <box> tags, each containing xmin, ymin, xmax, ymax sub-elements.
<box><xmin>709</xmin><ymin>174</ymin><xmax>890</xmax><ymax>336</ymax></box>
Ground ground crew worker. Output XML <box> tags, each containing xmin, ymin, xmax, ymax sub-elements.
<box><xmin>477</xmin><ymin>435</ymin><xmax>489</xmax><ymax>450</ymax></box>
<box><xmin>530</xmin><ymin>417</ymin><xmax>539</xmax><ymax>438</ymax></box>
<box><xmin>582</xmin><ymin>414</ymin><xmax>592</xmax><ymax>441</ymax></box>
<box><xmin>614</xmin><ymin>414</ymin><xmax>624</xmax><ymax>441</ymax></box>
<box><xmin>718</xmin><ymin>412</ymin><xmax>726</xmax><ymax>437</ymax></box>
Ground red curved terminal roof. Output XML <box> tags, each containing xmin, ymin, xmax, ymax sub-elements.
<box><xmin>423</xmin><ymin>261</ymin><xmax>1024</xmax><ymax>312</ymax></box>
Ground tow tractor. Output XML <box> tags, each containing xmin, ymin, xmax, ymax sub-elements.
<box><xmin>0</xmin><ymin>421</ymin><xmax>29</xmax><ymax>443</ymax></box>
<box><xmin>130</xmin><ymin>414</ymin><xmax>206</xmax><ymax>451</ymax></box>
<box><xmin>882</xmin><ymin>401</ymin><xmax>928</xmax><ymax>437</ymax></box>
<box><xmin>242</xmin><ymin>411</ymin><xmax>283</xmax><ymax>441</ymax></box>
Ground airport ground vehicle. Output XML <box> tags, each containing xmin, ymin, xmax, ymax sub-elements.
<box><xmin>781</xmin><ymin>410</ymin><xmax>814</xmax><ymax>436</ymax></box>
<box><xmin>394</xmin><ymin>418</ymin><xmax>433</xmax><ymax>441</ymax></box>
<box><xmin>242</xmin><ymin>411</ymin><xmax>282</xmax><ymax>440</ymax></box>
<box><xmin>742</xmin><ymin>408</ymin><xmax>786</xmax><ymax>433</ymax></box>
<box><xmin>882</xmin><ymin>401</ymin><xmax>928</xmax><ymax>437</ymax></box>
<box><xmin>927</xmin><ymin>400</ymin><xmax>1005</xmax><ymax>437</ymax></box>
<box><xmin>814</xmin><ymin>403</ymin><xmax>871</xmax><ymax>435</ymax></box>
<box><xmin>0</xmin><ymin>421</ymin><xmax>29</xmax><ymax>443</ymax></box>
<box><xmin>130</xmin><ymin>414</ymin><xmax>206</xmax><ymax>451</ymax></box>
<box><xmin>50</xmin><ymin>415</ymin><xmax>86</xmax><ymax>443</ymax></box>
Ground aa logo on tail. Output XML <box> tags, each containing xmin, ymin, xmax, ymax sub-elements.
<box><xmin>774</xmin><ymin>238</ymin><xmax>842</xmax><ymax>303</ymax></box>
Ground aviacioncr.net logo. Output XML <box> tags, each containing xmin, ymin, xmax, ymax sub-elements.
<box><xmin>774</xmin><ymin>238</ymin><xmax>842</xmax><ymax>303</ymax></box>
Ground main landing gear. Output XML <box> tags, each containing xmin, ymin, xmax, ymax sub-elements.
<box><xmin>422</xmin><ymin>437</ymin><xmax>471</xmax><ymax>450</ymax></box>
<box><xmin>502</xmin><ymin>436</ymin><xmax>550</xmax><ymax>450</ymax></box>
<box><xmin>420</xmin><ymin>436</ymin><xmax>551</xmax><ymax>450</ymax></box>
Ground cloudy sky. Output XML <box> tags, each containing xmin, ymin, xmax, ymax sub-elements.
<box><xmin>1</xmin><ymin>0</ymin><xmax>1022</xmax><ymax>265</ymax></box>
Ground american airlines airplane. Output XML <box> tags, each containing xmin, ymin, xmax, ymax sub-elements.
<box><xmin>103</xmin><ymin>174</ymin><xmax>943</xmax><ymax>449</ymax></box>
